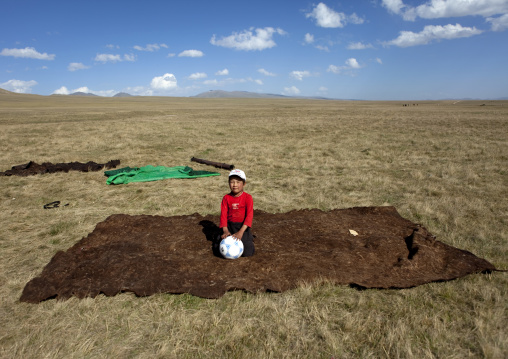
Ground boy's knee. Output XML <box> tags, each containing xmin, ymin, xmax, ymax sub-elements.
<box><xmin>242</xmin><ymin>242</ymin><xmax>255</xmax><ymax>257</ymax></box>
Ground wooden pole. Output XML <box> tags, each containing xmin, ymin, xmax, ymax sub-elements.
<box><xmin>190</xmin><ymin>157</ymin><xmax>234</xmax><ymax>170</ymax></box>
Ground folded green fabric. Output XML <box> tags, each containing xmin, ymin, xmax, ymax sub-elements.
<box><xmin>104</xmin><ymin>166</ymin><xmax>139</xmax><ymax>177</ymax></box>
<box><xmin>106</xmin><ymin>165</ymin><xmax>220</xmax><ymax>185</ymax></box>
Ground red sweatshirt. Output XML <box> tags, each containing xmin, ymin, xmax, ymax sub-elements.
<box><xmin>219</xmin><ymin>192</ymin><xmax>254</xmax><ymax>228</ymax></box>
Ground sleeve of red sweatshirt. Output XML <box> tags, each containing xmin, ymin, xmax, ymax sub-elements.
<box><xmin>243</xmin><ymin>193</ymin><xmax>254</xmax><ymax>227</ymax></box>
<box><xmin>219</xmin><ymin>195</ymin><xmax>228</xmax><ymax>228</ymax></box>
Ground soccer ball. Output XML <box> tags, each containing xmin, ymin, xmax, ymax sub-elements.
<box><xmin>220</xmin><ymin>236</ymin><xmax>244</xmax><ymax>259</ymax></box>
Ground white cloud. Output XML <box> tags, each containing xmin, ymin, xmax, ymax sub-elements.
<box><xmin>304</xmin><ymin>33</ymin><xmax>315</xmax><ymax>44</ymax></box>
<box><xmin>487</xmin><ymin>13</ymin><xmax>508</xmax><ymax>31</ymax></box>
<box><xmin>151</xmin><ymin>73</ymin><xmax>178</xmax><ymax>90</ymax></box>
<box><xmin>123</xmin><ymin>54</ymin><xmax>136</xmax><ymax>62</ymax></box>
<box><xmin>306</xmin><ymin>3</ymin><xmax>364</xmax><ymax>28</ymax></box>
<box><xmin>382</xmin><ymin>0</ymin><xmax>508</xmax><ymax>21</ymax></box>
<box><xmin>106</xmin><ymin>44</ymin><xmax>119</xmax><ymax>49</ymax></box>
<box><xmin>95</xmin><ymin>54</ymin><xmax>121</xmax><ymax>62</ymax></box>
<box><xmin>178</xmin><ymin>50</ymin><xmax>204</xmax><ymax>57</ymax></box>
<box><xmin>376</xmin><ymin>57</ymin><xmax>383</xmax><ymax>64</ymax></box>
<box><xmin>216</xmin><ymin>68</ymin><xmax>229</xmax><ymax>76</ymax></box>
<box><xmin>123</xmin><ymin>84</ymin><xmax>198</xmax><ymax>97</ymax></box>
<box><xmin>124</xmin><ymin>86</ymin><xmax>154</xmax><ymax>96</ymax></box>
<box><xmin>348</xmin><ymin>13</ymin><xmax>365</xmax><ymax>24</ymax></box>
<box><xmin>303</xmin><ymin>32</ymin><xmax>332</xmax><ymax>51</ymax></box>
<box><xmin>204</xmin><ymin>79</ymin><xmax>219</xmax><ymax>86</ymax></box>
<box><xmin>283</xmin><ymin>86</ymin><xmax>300</xmax><ymax>95</ymax></box>
<box><xmin>64</xmin><ymin>86</ymin><xmax>116</xmax><ymax>97</ymax></box>
<box><xmin>203</xmin><ymin>77</ymin><xmax>262</xmax><ymax>87</ymax></box>
<box><xmin>327</xmin><ymin>58</ymin><xmax>363</xmax><ymax>74</ymax></box>
<box><xmin>258</xmin><ymin>68</ymin><xmax>276</xmax><ymax>76</ymax></box>
<box><xmin>384</xmin><ymin>23</ymin><xmax>483</xmax><ymax>47</ymax></box>
<box><xmin>244</xmin><ymin>77</ymin><xmax>264</xmax><ymax>85</ymax></box>
<box><xmin>306</xmin><ymin>3</ymin><xmax>346</xmax><ymax>27</ymax></box>
<box><xmin>189</xmin><ymin>72</ymin><xmax>207</xmax><ymax>80</ymax></box>
<box><xmin>68</xmin><ymin>62</ymin><xmax>90</xmax><ymax>71</ymax></box>
<box><xmin>327</xmin><ymin>65</ymin><xmax>341</xmax><ymax>74</ymax></box>
<box><xmin>210</xmin><ymin>27</ymin><xmax>286</xmax><ymax>51</ymax></box>
<box><xmin>347</xmin><ymin>42</ymin><xmax>374</xmax><ymax>50</ymax></box>
<box><xmin>167</xmin><ymin>53</ymin><xmax>176</xmax><ymax>58</ymax></box>
<box><xmin>133</xmin><ymin>43</ymin><xmax>168</xmax><ymax>51</ymax></box>
<box><xmin>345</xmin><ymin>58</ymin><xmax>361</xmax><ymax>69</ymax></box>
<box><xmin>97</xmin><ymin>89</ymin><xmax>119</xmax><ymax>97</ymax></box>
<box><xmin>382</xmin><ymin>0</ymin><xmax>407</xmax><ymax>15</ymax></box>
<box><xmin>1</xmin><ymin>79</ymin><xmax>37</xmax><ymax>93</ymax></box>
<box><xmin>52</xmin><ymin>86</ymin><xmax>70</xmax><ymax>95</ymax></box>
<box><xmin>0</xmin><ymin>47</ymin><xmax>55</xmax><ymax>60</ymax></box>
<box><xmin>315</xmin><ymin>45</ymin><xmax>330</xmax><ymax>52</ymax></box>
<box><xmin>72</xmin><ymin>86</ymin><xmax>91</xmax><ymax>93</ymax></box>
<box><xmin>94</xmin><ymin>53</ymin><xmax>135</xmax><ymax>62</ymax></box>
<box><xmin>414</xmin><ymin>0</ymin><xmax>508</xmax><ymax>19</ymax></box>
<box><xmin>290</xmin><ymin>70</ymin><xmax>311</xmax><ymax>81</ymax></box>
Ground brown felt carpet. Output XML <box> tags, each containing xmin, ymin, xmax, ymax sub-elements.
<box><xmin>0</xmin><ymin>160</ymin><xmax>120</xmax><ymax>176</ymax></box>
<box><xmin>20</xmin><ymin>206</ymin><xmax>496</xmax><ymax>302</ymax></box>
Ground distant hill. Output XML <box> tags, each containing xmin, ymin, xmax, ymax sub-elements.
<box><xmin>193</xmin><ymin>90</ymin><xmax>287</xmax><ymax>99</ymax></box>
<box><xmin>0</xmin><ymin>88</ymin><xmax>43</xmax><ymax>97</ymax></box>
<box><xmin>113</xmin><ymin>92</ymin><xmax>133</xmax><ymax>97</ymax></box>
<box><xmin>69</xmin><ymin>92</ymin><xmax>99</xmax><ymax>97</ymax></box>
<box><xmin>193</xmin><ymin>90</ymin><xmax>331</xmax><ymax>100</ymax></box>
<box><xmin>0</xmin><ymin>88</ymin><xmax>16</xmax><ymax>95</ymax></box>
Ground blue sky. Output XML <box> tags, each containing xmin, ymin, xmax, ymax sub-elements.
<box><xmin>1</xmin><ymin>0</ymin><xmax>507</xmax><ymax>100</ymax></box>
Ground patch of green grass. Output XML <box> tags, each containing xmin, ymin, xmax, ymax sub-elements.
<box><xmin>47</xmin><ymin>221</ymin><xmax>76</xmax><ymax>237</ymax></box>
<box><xmin>199</xmin><ymin>148</ymin><xmax>214</xmax><ymax>156</ymax></box>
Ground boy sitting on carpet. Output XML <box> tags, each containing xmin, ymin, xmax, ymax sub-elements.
<box><xmin>219</xmin><ymin>169</ymin><xmax>255</xmax><ymax>257</ymax></box>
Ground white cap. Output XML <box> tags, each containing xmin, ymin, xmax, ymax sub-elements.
<box><xmin>229</xmin><ymin>169</ymin><xmax>246</xmax><ymax>181</ymax></box>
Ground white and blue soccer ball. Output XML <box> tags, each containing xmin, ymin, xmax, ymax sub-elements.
<box><xmin>220</xmin><ymin>236</ymin><xmax>244</xmax><ymax>259</ymax></box>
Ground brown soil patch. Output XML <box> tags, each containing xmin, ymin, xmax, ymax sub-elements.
<box><xmin>20</xmin><ymin>206</ymin><xmax>496</xmax><ymax>302</ymax></box>
<box><xmin>0</xmin><ymin>160</ymin><xmax>120</xmax><ymax>176</ymax></box>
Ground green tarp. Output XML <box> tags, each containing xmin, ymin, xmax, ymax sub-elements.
<box><xmin>105</xmin><ymin>165</ymin><xmax>220</xmax><ymax>185</ymax></box>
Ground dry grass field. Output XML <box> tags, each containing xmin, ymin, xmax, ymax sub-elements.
<box><xmin>0</xmin><ymin>92</ymin><xmax>506</xmax><ymax>358</ymax></box>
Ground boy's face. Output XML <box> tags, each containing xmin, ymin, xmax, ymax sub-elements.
<box><xmin>229</xmin><ymin>176</ymin><xmax>245</xmax><ymax>196</ymax></box>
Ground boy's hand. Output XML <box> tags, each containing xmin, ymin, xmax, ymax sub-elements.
<box><xmin>232</xmin><ymin>224</ymin><xmax>248</xmax><ymax>241</ymax></box>
<box><xmin>232</xmin><ymin>231</ymin><xmax>245</xmax><ymax>241</ymax></box>
<box><xmin>221</xmin><ymin>227</ymin><xmax>231</xmax><ymax>239</ymax></box>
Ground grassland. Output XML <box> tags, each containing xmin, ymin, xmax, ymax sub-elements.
<box><xmin>0</xmin><ymin>92</ymin><xmax>506</xmax><ymax>358</ymax></box>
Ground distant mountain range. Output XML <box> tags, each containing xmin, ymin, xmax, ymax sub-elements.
<box><xmin>67</xmin><ymin>91</ymin><xmax>133</xmax><ymax>97</ymax></box>
<box><xmin>68</xmin><ymin>92</ymin><xmax>99</xmax><ymax>97</ymax></box>
<box><xmin>192</xmin><ymin>90</ymin><xmax>331</xmax><ymax>100</ymax></box>
<box><xmin>61</xmin><ymin>89</ymin><xmax>332</xmax><ymax>99</ymax></box>
<box><xmin>113</xmin><ymin>92</ymin><xmax>133</xmax><ymax>97</ymax></box>
<box><xmin>0</xmin><ymin>87</ymin><xmax>506</xmax><ymax>100</ymax></box>
<box><xmin>193</xmin><ymin>90</ymin><xmax>290</xmax><ymax>99</ymax></box>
